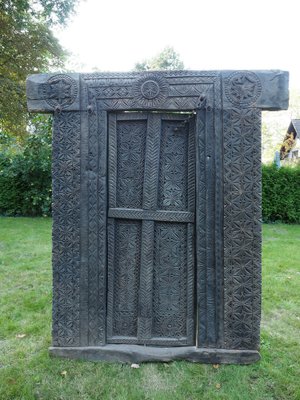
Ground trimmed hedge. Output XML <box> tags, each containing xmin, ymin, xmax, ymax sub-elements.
<box><xmin>262</xmin><ymin>164</ymin><xmax>300</xmax><ymax>223</ymax></box>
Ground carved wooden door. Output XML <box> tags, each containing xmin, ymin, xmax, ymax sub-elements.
<box><xmin>107</xmin><ymin>112</ymin><xmax>195</xmax><ymax>346</ymax></box>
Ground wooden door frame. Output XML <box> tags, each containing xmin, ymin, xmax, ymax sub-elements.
<box><xmin>26</xmin><ymin>70</ymin><xmax>289</xmax><ymax>363</ymax></box>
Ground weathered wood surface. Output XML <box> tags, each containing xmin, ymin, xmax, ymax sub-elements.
<box><xmin>27</xmin><ymin>70</ymin><xmax>289</xmax><ymax>113</ymax></box>
<box><xmin>27</xmin><ymin>69</ymin><xmax>289</xmax><ymax>364</ymax></box>
<box><xmin>49</xmin><ymin>345</ymin><xmax>260</xmax><ymax>364</ymax></box>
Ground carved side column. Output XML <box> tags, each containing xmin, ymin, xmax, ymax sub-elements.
<box><xmin>223</xmin><ymin>107</ymin><xmax>262</xmax><ymax>349</ymax></box>
<box><xmin>52</xmin><ymin>111</ymin><xmax>81</xmax><ymax>346</ymax></box>
<box><xmin>85</xmin><ymin>105</ymin><xmax>108</xmax><ymax>346</ymax></box>
<box><xmin>222</xmin><ymin>72</ymin><xmax>262</xmax><ymax>350</ymax></box>
<box><xmin>27</xmin><ymin>73</ymin><xmax>83</xmax><ymax>346</ymax></box>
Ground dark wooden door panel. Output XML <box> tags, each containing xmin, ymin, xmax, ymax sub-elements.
<box><xmin>107</xmin><ymin>112</ymin><xmax>195</xmax><ymax>346</ymax></box>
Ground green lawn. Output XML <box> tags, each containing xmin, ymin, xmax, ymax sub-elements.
<box><xmin>0</xmin><ymin>218</ymin><xmax>299</xmax><ymax>400</ymax></box>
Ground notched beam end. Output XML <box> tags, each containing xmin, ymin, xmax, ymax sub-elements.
<box><xmin>26</xmin><ymin>73</ymin><xmax>80</xmax><ymax>113</ymax></box>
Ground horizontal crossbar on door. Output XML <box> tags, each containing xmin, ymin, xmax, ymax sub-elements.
<box><xmin>108</xmin><ymin>208</ymin><xmax>195</xmax><ymax>223</ymax></box>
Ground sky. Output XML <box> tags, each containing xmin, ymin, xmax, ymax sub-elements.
<box><xmin>55</xmin><ymin>0</ymin><xmax>300</xmax><ymax>88</ymax></box>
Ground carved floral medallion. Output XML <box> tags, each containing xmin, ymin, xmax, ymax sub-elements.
<box><xmin>132</xmin><ymin>75</ymin><xmax>169</xmax><ymax>107</ymax></box>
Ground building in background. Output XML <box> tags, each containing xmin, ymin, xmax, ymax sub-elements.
<box><xmin>280</xmin><ymin>119</ymin><xmax>300</xmax><ymax>164</ymax></box>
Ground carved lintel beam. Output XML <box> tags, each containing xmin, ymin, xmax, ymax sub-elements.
<box><xmin>26</xmin><ymin>70</ymin><xmax>289</xmax><ymax>113</ymax></box>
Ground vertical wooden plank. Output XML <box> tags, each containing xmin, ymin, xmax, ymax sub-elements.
<box><xmin>138</xmin><ymin>113</ymin><xmax>161</xmax><ymax>340</ymax></box>
<box><xmin>84</xmin><ymin>104</ymin><xmax>108</xmax><ymax>346</ymax></box>
<box><xmin>186</xmin><ymin>222</ymin><xmax>195</xmax><ymax>345</ymax></box>
<box><xmin>205</xmin><ymin>106</ymin><xmax>216</xmax><ymax>345</ymax></box>
<box><xmin>86</xmin><ymin>103</ymin><xmax>99</xmax><ymax>346</ymax></box>
<box><xmin>196</xmin><ymin>80</ymin><xmax>223</xmax><ymax>349</ymax></box>
<box><xmin>187</xmin><ymin>118</ymin><xmax>196</xmax><ymax>344</ymax></box>
<box><xmin>252</xmin><ymin>112</ymin><xmax>262</xmax><ymax>349</ymax></box>
<box><xmin>188</xmin><ymin>117</ymin><xmax>196</xmax><ymax>213</ymax></box>
<box><xmin>52</xmin><ymin>111</ymin><xmax>81</xmax><ymax>347</ymax></box>
<box><xmin>108</xmin><ymin>113</ymin><xmax>117</xmax><ymax>209</ymax></box>
<box><xmin>223</xmin><ymin>107</ymin><xmax>262</xmax><ymax>349</ymax></box>
<box><xmin>142</xmin><ymin>114</ymin><xmax>161</xmax><ymax>210</ymax></box>
<box><xmin>106</xmin><ymin>218</ymin><xmax>115</xmax><ymax>340</ymax></box>
<box><xmin>138</xmin><ymin>220</ymin><xmax>155</xmax><ymax>341</ymax></box>
<box><xmin>107</xmin><ymin>219</ymin><xmax>142</xmax><ymax>342</ymax></box>
<box><xmin>97</xmin><ymin>110</ymin><xmax>107</xmax><ymax>344</ymax></box>
<box><xmin>214</xmin><ymin>104</ymin><xmax>224</xmax><ymax>348</ymax></box>
<box><xmin>79</xmin><ymin>87</ymin><xmax>89</xmax><ymax>345</ymax></box>
<box><xmin>196</xmin><ymin>109</ymin><xmax>207</xmax><ymax>347</ymax></box>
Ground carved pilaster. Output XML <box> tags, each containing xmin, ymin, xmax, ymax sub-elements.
<box><xmin>52</xmin><ymin>111</ymin><xmax>81</xmax><ymax>346</ymax></box>
<box><xmin>223</xmin><ymin>106</ymin><xmax>262</xmax><ymax>349</ymax></box>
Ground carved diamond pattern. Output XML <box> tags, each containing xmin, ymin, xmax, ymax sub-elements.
<box><xmin>112</xmin><ymin>221</ymin><xmax>141</xmax><ymax>337</ymax></box>
<box><xmin>116</xmin><ymin>121</ymin><xmax>146</xmax><ymax>208</ymax></box>
<box><xmin>223</xmin><ymin>107</ymin><xmax>261</xmax><ymax>350</ymax></box>
<box><xmin>52</xmin><ymin>112</ymin><xmax>80</xmax><ymax>347</ymax></box>
<box><xmin>26</xmin><ymin>70</ymin><xmax>286</xmax><ymax>362</ymax></box>
<box><xmin>159</xmin><ymin>121</ymin><xmax>188</xmax><ymax>211</ymax></box>
<box><xmin>87</xmin><ymin>109</ymin><xmax>108</xmax><ymax>345</ymax></box>
<box><xmin>152</xmin><ymin>223</ymin><xmax>187</xmax><ymax>338</ymax></box>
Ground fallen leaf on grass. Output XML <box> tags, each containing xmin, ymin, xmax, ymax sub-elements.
<box><xmin>215</xmin><ymin>383</ymin><xmax>221</xmax><ymax>389</ymax></box>
<box><xmin>60</xmin><ymin>370</ymin><xmax>67</xmax><ymax>377</ymax></box>
<box><xmin>131</xmin><ymin>363</ymin><xmax>140</xmax><ymax>369</ymax></box>
<box><xmin>213</xmin><ymin>364</ymin><xmax>219</xmax><ymax>369</ymax></box>
<box><xmin>16</xmin><ymin>334</ymin><xmax>26</xmax><ymax>338</ymax></box>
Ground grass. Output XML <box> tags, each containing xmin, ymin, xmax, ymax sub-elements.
<box><xmin>0</xmin><ymin>218</ymin><xmax>299</xmax><ymax>400</ymax></box>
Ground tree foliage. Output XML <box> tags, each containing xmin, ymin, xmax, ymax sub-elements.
<box><xmin>134</xmin><ymin>46</ymin><xmax>184</xmax><ymax>71</ymax></box>
<box><xmin>0</xmin><ymin>0</ymin><xmax>78</xmax><ymax>138</ymax></box>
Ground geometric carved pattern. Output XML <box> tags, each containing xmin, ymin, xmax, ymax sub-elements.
<box><xmin>83</xmin><ymin>71</ymin><xmax>216</xmax><ymax>111</ymax></box>
<box><xmin>112</xmin><ymin>220</ymin><xmax>141</xmax><ymax>339</ymax></box>
<box><xmin>87</xmin><ymin>109</ymin><xmax>107</xmax><ymax>345</ymax></box>
<box><xmin>25</xmin><ymin>69</ymin><xmax>288</xmax><ymax>362</ymax></box>
<box><xmin>48</xmin><ymin>73</ymin><xmax>264</xmax><ymax>354</ymax></box>
<box><xmin>116</xmin><ymin>120</ymin><xmax>147</xmax><ymax>208</ymax></box>
<box><xmin>158</xmin><ymin>120</ymin><xmax>188</xmax><ymax>211</ymax></box>
<box><xmin>107</xmin><ymin>112</ymin><xmax>195</xmax><ymax>346</ymax></box>
<box><xmin>195</xmin><ymin>111</ymin><xmax>209</xmax><ymax>346</ymax></box>
<box><xmin>52</xmin><ymin>112</ymin><xmax>81</xmax><ymax>346</ymax></box>
<box><xmin>223</xmin><ymin>107</ymin><xmax>262</xmax><ymax>349</ymax></box>
<box><xmin>152</xmin><ymin>222</ymin><xmax>187</xmax><ymax>339</ymax></box>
